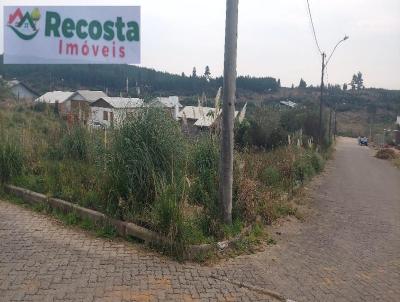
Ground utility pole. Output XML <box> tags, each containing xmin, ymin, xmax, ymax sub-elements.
<box><xmin>219</xmin><ymin>0</ymin><xmax>239</xmax><ymax>225</ymax></box>
<box><xmin>318</xmin><ymin>53</ymin><xmax>326</xmax><ymax>146</ymax></box>
<box><xmin>328</xmin><ymin>108</ymin><xmax>332</xmax><ymax>143</ymax></box>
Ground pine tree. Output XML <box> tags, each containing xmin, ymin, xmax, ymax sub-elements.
<box><xmin>192</xmin><ymin>67</ymin><xmax>197</xmax><ymax>78</ymax></box>
<box><xmin>298</xmin><ymin>78</ymin><xmax>307</xmax><ymax>89</ymax></box>
<box><xmin>204</xmin><ymin>66</ymin><xmax>211</xmax><ymax>80</ymax></box>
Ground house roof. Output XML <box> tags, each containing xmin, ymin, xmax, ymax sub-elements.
<box><xmin>35</xmin><ymin>91</ymin><xmax>75</xmax><ymax>104</ymax></box>
<box><xmin>280</xmin><ymin>100</ymin><xmax>297</xmax><ymax>108</ymax></box>
<box><xmin>75</xmin><ymin>90</ymin><xmax>108</xmax><ymax>102</ymax></box>
<box><xmin>6</xmin><ymin>80</ymin><xmax>38</xmax><ymax>96</ymax></box>
<box><xmin>151</xmin><ymin>96</ymin><xmax>183</xmax><ymax>109</ymax></box>
<box><xmin>178</xmin><ymin>106</ymin><xmax>238</xmax><ymax>128</ymax></box>
<box><xmin>177</xmin><ymin>106</ymin><xmax>217</xmax><ymax>121</ymax></box>
<box><xmin>92</xmin><ymin>97</ymin><xmax>144</xmax><ymax>109</ymax></box>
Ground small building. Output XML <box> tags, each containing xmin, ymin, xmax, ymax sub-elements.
<box><xmin>35</xmin><ymin>91</ymin><xmax>75</xmax><ymax>116</ymax></box>
<box><xmin>177</xmin><ymin>106</ymin><xmax>238</xmax><ymax>135</ymax></box>
<box><xmin>89</xmin><ymin>97</ymin><xmax>144</xmax><ymax>128</ymax></box>
<box><xmin>280</xmin><ymin>100</ymin><xmax>297</xmax><ymax>108</ymax></box>
<box><xmin>396</xmin><ymin>116</ymin><xmax>400</xmax><ymax>126</ymax></box>
<box><xmin>35</xmin><ymin>90</ymin><xmax>107</xmax><ymax>124</ymax></box>
<box><xmin>64</xmin><ymin>90</ymin><xmax>108</xmax><ymax>124</ymax></box>
<box><xmin>6</xmin><ymin>80</ymin><xmax>38</xmax><ymax>101</ymax></box>
<box><xmin>149</xmin><ymin>96</ymin><xmax>183</xmax><ymax>120</ymax></box>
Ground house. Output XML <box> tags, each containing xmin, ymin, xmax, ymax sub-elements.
<box><xmin>35</xmin><ymin>91</ymin><xmax>75</xmax><ymax>117</ymax></box>
<box><xmin>64</xmin><ymin>90</ymin><xmax>108</xmax><ymax>124</ymax></box>
<box><xmin>280</xmin><ymin>100</ymin><xmax>297</xmax><ymax>108</ymax></box>
<box><xmin>149</xmin><ymin>96</ymin><xmax>183</xmax><ymax>120</ymax></box>
<box><xmin>89</xmin><ymin>97</ymin><xmax>144</xmax><ymax>128</ymax></box>
<box><xmin>396</xmin><ymin>116</ymin><xmax>400</xmax><ymax>126</ymax></box>
<box><xmin>6</xmin><ymin>80</ymin><xmax>38</xmax><ymax>101</ymax></box>
<box><xmin>35</xmin><ymin>90</ymin><xmax>107</xmax><ymax>124</ymax></box>
<box><xmin>177</xmin><ymin>106</ymin><xmax>239</xmax><ymax>135</ymax></box>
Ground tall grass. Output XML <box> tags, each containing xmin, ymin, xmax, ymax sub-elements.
<box><xmin>106</xmin><ymin>108</ymin><xmax>187</xmax><ymax>219</ymax></box>
<box><xmin>0</xmin><ymin>136</ymin><xmax>24</xmax><ymax>183</ymax></box>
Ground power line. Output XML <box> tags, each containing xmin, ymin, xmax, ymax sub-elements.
<box><xmin>306</xmin><ymin>0</ymin><xmax>323</xmax><ymax>55</ymax></box>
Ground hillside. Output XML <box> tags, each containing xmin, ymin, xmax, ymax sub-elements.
<box><xmin>1</xmin><ymin>53</ymin><xmax>399</xmax><ymax>137</ymax></box>
<box><xmin>0</xmin><ymin>54</ymin><xmax>278</xmax><ymax>97</ymax></box>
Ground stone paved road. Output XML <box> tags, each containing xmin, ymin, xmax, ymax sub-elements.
<box><xmin>213</xmin><ymin>137</ymin><xmax>400</xmax><ymax>301</ymax></box>
<box><xmin>1</xmin><ymin>137</ymin><xmax>400</xmax><ymax>301</ymax></box>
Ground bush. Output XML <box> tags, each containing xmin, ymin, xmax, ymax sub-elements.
<box><xmin>376</xmin><ymin>148</ymin><xmax>398</xmax><ymax>160</ymax></box>
<box><xmin>260</xmin><ymin>166</ymin><xmax>282</xmax><ymax>187</ymax></box>
<box><xmin>0</xmin><ymin>138</ymin><xmax>24</xmax><ymax>183</ymax></box>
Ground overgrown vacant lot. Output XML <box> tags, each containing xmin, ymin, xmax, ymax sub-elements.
<box><xmin>0</xmin><ymin>102</ymin><xmax>329</xmax><ymax>258</ymax></box>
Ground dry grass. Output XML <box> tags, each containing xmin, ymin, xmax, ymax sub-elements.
<box><xmin>376</xmin><ymin>148</ymin><xmax>398</xmax><ymax>160</ymax></box>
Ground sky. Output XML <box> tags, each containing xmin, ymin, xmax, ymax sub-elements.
<box><xmin>1</xmin><ymin>0</ymin><xmax>400</xmax><ymax>89</ymax></box>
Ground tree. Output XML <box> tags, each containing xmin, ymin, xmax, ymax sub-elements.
<box><xmin>291</xmin><ymin>84</ymin><xmax>294</xmax><ymax>89</ymax></box>
<box><xmin>277</xmin><ymin>79</ymin><xmax>281</xmax><ymax>88</ymax></box>
<box><xmin>350</xmin><ymin>72</ymin><xmax>364</xmax><ymax>90</ymax></box>
<box><xmin>343</xmin><ymin>83</ymin><xmax>348</xmax><ymax>91</ymax></box>
<box><xmin>350</xmin><ymin>74</ymin><xmax>357</xmax><ymax>90</ymax></box>
<box><xmin>204</xmin><ymin>66</ymin><xmax>211</xmax><ymax>80</ymax></box>
<box><xmin>192</xmin><ymin>67</ymin><xmax>197</xmax><ymax>78</ymax></box>
<box><xmin>299</xmin><ymin>78</ymin><xmax>307</xmax><ymax>89</ymax></box>
<box><xmin>356</xmin><ymin>72</ymin><xmax>364</xmax><ymax>90</ymax></box>
<box><xmin>181</xmin><ymin>72</ymin><xmax>186</xmax><ymax>77</ymax></box>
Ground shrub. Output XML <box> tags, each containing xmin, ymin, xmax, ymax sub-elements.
<box><xmin>376</xmin><ymin>149</ymin><xmax>397</xmax><ymax>160</ymax></box>
<box><xmin>0</xmin><ymin>138</ymin><xmax>24</xmax><ymax>183</ymax></box>
<box><xmin>260</xmin><ymin>166</ymin><xmax>282</xmax><ymax>187</ymax></box>
<box><xmin>309</xmin><ymin>151</ymin><xmax>324</xmax><ymax>173</ymax></box>
<box><xmin>294</xmin><ymin>156</ymin><xmax>315</xmax><ymax>183</ymax></box>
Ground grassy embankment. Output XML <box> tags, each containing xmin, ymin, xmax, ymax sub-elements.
<box><xmin>0</xmin><ymin>100</ymin><xmax>330</xmax><ymax>258</ymax></box>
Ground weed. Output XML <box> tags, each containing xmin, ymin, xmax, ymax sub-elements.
<box><xmin>0</xmin><ymin>137</ymin><xmax>24</xmax><ymax>183</ymax></box>
<box><xmin>96</xmin><ymin>223</ymin><xmax>117</xmax><ymax>238</ymax></box>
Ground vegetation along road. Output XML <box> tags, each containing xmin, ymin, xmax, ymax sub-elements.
<box><xmin>1</xmin><ymin>137</ymin><xmax>399</xmax><ymax>302</ymax></box>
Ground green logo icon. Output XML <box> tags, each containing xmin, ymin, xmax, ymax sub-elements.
<box><xmin>8</xmin><ymin>8</ymin><xmax>41</xmax><ymax>40</ymax></box>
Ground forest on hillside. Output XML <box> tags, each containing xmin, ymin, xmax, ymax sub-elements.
<box><xmin>0</xmin><ymin>55</ymin><xmax>278</xmax><ymax>97</ymax></box>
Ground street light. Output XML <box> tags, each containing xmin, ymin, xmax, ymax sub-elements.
<box><xmin>318</xmin><ymin>35</ymin><xmax>349</xmax><ymax>146</ymax></box>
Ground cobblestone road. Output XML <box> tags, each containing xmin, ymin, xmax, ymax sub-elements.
<box><xmin>1</xmin><ymin>137</ymin><xmax>399</xmax><ymax>301</ymax></box>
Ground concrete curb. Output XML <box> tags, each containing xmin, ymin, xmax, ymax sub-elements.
<box><xmin>4</xmin><ymin>184</ymin><xmax>215</xmax><ymax>259</ymax></box>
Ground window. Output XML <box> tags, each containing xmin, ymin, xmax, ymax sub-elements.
<box><xmin>103</xmin><ymin>111</ymin><xmax>108</xmax><ymax>121</ymax></box>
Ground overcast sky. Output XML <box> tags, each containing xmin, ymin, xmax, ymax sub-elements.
<box><xmin>1</xmin><ymin>0</ymin><xmax>400</xmax><ymax>89</ymax></box>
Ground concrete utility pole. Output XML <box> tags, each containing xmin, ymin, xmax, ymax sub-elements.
<box><xmin>318</xmin><ymin>36</ymin><xmax>348</xmax><ymax>146</ymax></box>
<box><xmin>219</xmin><ymin>0</ymin><xmax>239</xmax><ymax>225</ymax></box>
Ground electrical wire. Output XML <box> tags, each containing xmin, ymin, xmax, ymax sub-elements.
<box><xmin>306</xmin><ymin>0</ymin><xmax>323</xmax><ymax>55</ymax></box>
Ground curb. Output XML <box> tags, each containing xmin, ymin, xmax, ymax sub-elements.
<box><xmin>4</xmin><ymin>184</ymin><xmax>215</xmax><ymax>259</ymax></box>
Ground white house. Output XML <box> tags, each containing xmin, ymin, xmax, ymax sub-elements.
<box><xmin>89</xmin><ymin>97</ymin><xmax>144</xmax><ymax>128</ymax></box>
<box><xmin>177</xmin><ymin>106</ymin><xmax>239</xmax><ymax>135</ymax></box>
<box><xmin>35</xmin><ymin>90</ymin><xmax>107</xmax><ymax>124</ymax></box>
<box><xmin>6</xmin><ymin>80</ymin><xmax>38</xmax><ymax>101</ymax></box>
<box><xmin>150</xmin><ymin>96</ymin><xmax>183</xmax><ymax>120</ymax></box>
<box><xmin>35</xmin><ymin>91</ymin><xmax>76</xmax><ymax>116</ymax></box>
<box><xmin>280</xmin><ymin>100</ymin><xmax>297</xmax><ymax>108</ymax></box>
